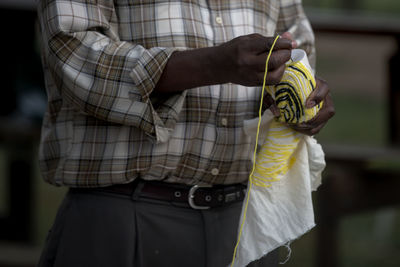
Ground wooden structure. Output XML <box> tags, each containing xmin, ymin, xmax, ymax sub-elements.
<box><xmin>307</xmin><ymin>9</ymin><xmax>400</xmax><ymax>267</ymax></box>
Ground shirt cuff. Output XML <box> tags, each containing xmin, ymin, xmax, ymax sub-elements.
<box><xmin>129</xmin><ymin>46</ymin><xmax>186</xmax><ymax>143</ymax></box>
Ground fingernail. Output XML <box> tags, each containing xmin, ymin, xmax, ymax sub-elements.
<box><xmin>307</xmin><ymin>101</ymin><xmax>316</xmax><ymax>108</ymax></box>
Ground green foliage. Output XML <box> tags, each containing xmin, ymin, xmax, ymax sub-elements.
<box><xmin>316</xmin><ymin>94</ymin><xmax>387</xmax><ymax>146</ymax></box>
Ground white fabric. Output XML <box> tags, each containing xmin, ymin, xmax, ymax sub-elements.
<box><xmin>231</xmin><ymin>50</ymin><xmax>326</xmax><ymax>267</ymax></box>
<box><xmin>232</xmin><ymin>110</ymin><xmax>325</xmax><ymax>267</ymax></box>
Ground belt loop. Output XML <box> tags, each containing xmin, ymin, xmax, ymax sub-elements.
<box><xmin>132</xmin><ymin>180</ymin><xmax>144</xmax><ymax>201</ymax></box>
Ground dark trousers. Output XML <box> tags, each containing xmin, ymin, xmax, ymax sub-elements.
<box><xmin>38</xmin><ymin>189</ymin><xmax>278</xmax><ymax>267</ymax></box>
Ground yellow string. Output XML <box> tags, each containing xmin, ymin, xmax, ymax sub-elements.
<box><xmin>230</xmin><ymin>35</ymin><xmax>281</xmax><ymax>267</ymax></box>
<box><xmin>252</xmin><ymin>54</ymin><xmax>321</xmax><ymax>186</ymax></box>
<box><xmin>251</xmin><ymin>123</ymin><xmax>300</xmax><ymax>187</ymax></box>
<box><xmin>274</xmin><ymin>59</ymin><xmax>320</xmax><ymax>124</ymax></box>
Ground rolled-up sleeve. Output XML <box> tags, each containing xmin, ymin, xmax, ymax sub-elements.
<box><xmin>276</xmin><ymin>0</ymin><xmax>316</xmax><ymax>69</ymax></box>
<box><xmin>38</xmin><ymin>0</ymin><xmax>185</xmax><ymax>142</ymax></box>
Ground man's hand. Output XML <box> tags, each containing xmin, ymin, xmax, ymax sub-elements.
<box><xmin>214</xmin><ymin>34</ymin><xmax>293</xmax><ymax>86</ymax></box>
<box><xmin>265</xmin><ymin>32</ymin><xmax>335</xmax><ymax>135</ymax></box>
<box><xmin>262</xmin><ymin>32</ymin><xmax>296</xmax><ymax>115</ymax></box>
<box><xmin>288</xmin><ymin>77</ymin><xmax>335</xmax><ymax>136</ymax></box>
<box><xmin>155</xmin><ymin>33</ymin><xmax>294</xmax><ymax>93</ymax></box>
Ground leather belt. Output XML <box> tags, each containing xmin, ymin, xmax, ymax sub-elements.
<box><xmin>72</xmin><ymin>180</ymin><xmax>247</xmax><ymax>209</ymax></box>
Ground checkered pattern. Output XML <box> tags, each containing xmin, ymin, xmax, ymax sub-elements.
<box><xmin>38</xmin><ymin>0</ymin><xmax>315</xmax><ymax>187</ymax></box>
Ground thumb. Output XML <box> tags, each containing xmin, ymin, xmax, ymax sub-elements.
<box><xmin>306</xmin><ymin>78</ymin><xmax>329</xmax><ymax>108</ymax></box>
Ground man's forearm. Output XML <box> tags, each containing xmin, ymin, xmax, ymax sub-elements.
<box><xmin>154</xmin><ymin>47</ymin><xmax>223</xmax><ymax>93</ymax></box>
<box><xmin>154</xmin><ymin>34</ymin><xmax>293</xmax><ymax>94</ymax></box>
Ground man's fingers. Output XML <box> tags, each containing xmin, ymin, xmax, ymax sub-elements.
<box><xmin>269</xmin><ymin>37</ymin><xmax>293</xmax><ymax>51</ymax></box>
<box><xmin>292</xmin><ymin>121</ymin><xmax>327</xmax><ymax>136</ymax></box>
<box><xmin>224</xmin><ymin>34</ymin><xmax>294</xmax><ymax>86</ymax></box>
<box><xmin>263</xmin><ymin>92</ymin><xmax>274</xmax><ymax>107</ymax></box>
<box><xmin>263</xmin><ymin>93</ymin><xmax>280</xmax><ymax>116</ymax></box>
<box><xmin>253</xmin><ymin>49</ymin><xmax>290</xmax><ymax>73</ymax></box>
<box><xmin>270</xmin><ymin>103</ymin><xmax>280</xmax><ymax>117</ymax></box>
<box><xmin>307</xmin><ymin>95</ymin><xmax>335</xmax><ymax>126</ymax></box>
<box><xmin>280</xmin><ymin>32</ymin><xmax>297</xmax><ymax>49</ymax></box>
<box><xmin>267</xmin><ymin>50</ymin><xmax>291</xmax><ymax>70</ymax></box>
<box><xmin>288</xmin><ymin>124</ymin><xmax>311</xmax><ymax>135</ymax></box>
<box><xmin>306</xmin><ymin>78</ymin><xmax>329</xmax><ymax>108</ymax></box>
<box><xmin>280</xmin><ymin>32</ymin><xmax>292</xmax><ymax>40</ymax></box>
<box><xmin>290</xmin><ymin>93</ymin><xmax>335</xmax><ymax>135</ymax></box>
<box><xmin>257</xmin><ymin>63</ymin><xmax>286</xmax><ymax>85</ymax></box>
<box><xmin>247</xmin><ymin>34</ymin><xmax>292</xmax><ymax>52</ymax></box>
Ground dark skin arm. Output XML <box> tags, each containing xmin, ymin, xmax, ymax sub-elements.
<box><xmin>155</xmin><ymin>33</ymin><xmax>293</xmax><ymax>92</ymax></box>
<box><xmin>154</xmin><ymin>33</ymin><xmax>335</xmax><ymax>136</ymax></box>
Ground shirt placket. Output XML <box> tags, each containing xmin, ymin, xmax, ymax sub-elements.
<box><xmin>202</xmin><ymin>0</ymin><xmax>233</xmax><ymax>184</ymax></box>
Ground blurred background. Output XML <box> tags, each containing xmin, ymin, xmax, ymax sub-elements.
<box><xmin>0</xmin><ymin>0</ymin><xmax>400</xmax><ymax>266</ymax></box>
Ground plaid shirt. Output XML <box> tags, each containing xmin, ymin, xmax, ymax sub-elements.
<box><xmin>38</xmin><ymin>0</ymin><xmax>315</xmax><ymax>187</ymax></box>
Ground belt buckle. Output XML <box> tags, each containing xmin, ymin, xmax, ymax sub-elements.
<box><xmin>188</xmin><ymin>184</ymin><xmax>212</xmax><ymax>210</ymax></box>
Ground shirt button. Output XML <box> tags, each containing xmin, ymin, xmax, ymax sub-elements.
<box><xmin>215</xmin><ymin>16</ymin><xmax>223</xmax><ymax>24</ymax></box>
<box><xmin>221</xmin><ymin>118</ymin><xmax>228</xmax><ymax>126</ymax></box>
<box><xmin>211</xmin><ymin>168</ymin><xmax>219</xmax><ymax>176</ymax></box>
